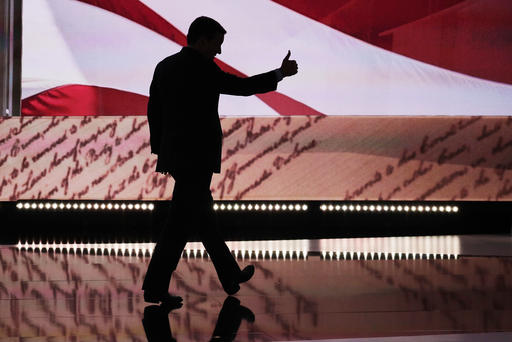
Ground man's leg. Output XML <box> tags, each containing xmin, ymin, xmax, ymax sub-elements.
<box><xmin>142</xmin><ymin>189</ymin><xmax>188</xmax><ymax>302</ymax></box>
<box><xmin>197</xmin><ymin>197</ymin><xmax>242</xmax><ymax>292</ymax></box>
<box><xmin>172</xmin><ymin>170</ymin><xmax>244</xmax><ymax>292</ymax></box>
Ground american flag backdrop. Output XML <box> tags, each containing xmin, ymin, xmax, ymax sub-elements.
<box><xmin>2</xmin><ymin>0</ymin><xmax>512</xmax><ymax>202</ymax></box>
<box><xmin>21</xmin><ymin>0</ymin><xmax>512</xmax><ymax>116</ymax></box>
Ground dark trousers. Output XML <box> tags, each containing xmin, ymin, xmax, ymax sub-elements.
<box><xmin>142</xmin><ymin>170</ymin><xmax>240</xmax><ymax>294</ymax></box>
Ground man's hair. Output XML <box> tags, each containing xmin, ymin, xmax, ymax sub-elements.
<box><xmin>187</xmin><ymin>16</ymin><xmax>226</xmax><ymax>45</ymax></box>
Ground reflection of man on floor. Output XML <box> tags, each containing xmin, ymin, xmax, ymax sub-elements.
<box><xmin>143</xmin><ymin>16</ymin><xmax>298</xmax><ymax>305</ymax></box>
<box><xmin>143</xmin><ymin>296</ymin><xmax>254</xmax><ymax>341</ymax></box>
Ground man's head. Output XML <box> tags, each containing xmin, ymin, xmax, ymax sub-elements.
<box><xmin>187</xmin><ymin>16</ymin><xmax>226</xmax><ymax>59</ymax></box>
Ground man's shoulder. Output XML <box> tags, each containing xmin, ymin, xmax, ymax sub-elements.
<box><xmin>157</xmin><ymin>50</ymin><xmax>184</xmax><ymax>68</ymax></box>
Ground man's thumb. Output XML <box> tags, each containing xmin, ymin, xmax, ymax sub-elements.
<box><xmin>284</xmin><ymin>50</ymin><xmax>291</xmax><ymax>61</ymax></box>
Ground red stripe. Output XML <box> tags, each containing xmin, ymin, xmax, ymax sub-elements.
<box><xmin>22</xmin><ymin>85</ymin><xmax>148</xmax><ymax>116</ymax></box>
<box><xmin>22</xmin><ymin>83</ymin><xmax>321</xmax><ymax>117</ymax></box>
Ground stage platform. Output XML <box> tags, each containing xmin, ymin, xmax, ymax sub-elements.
<box><xmin>1</xmin><ymin>235</ymin><xmax>511</xmax><ymax>341</ymax></box>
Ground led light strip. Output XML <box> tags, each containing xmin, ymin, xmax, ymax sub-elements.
<box><xmin>16</xmin><ymin>201</ymin><xmax>154</xmax><ymax>211</ymax></box>
<box><xmin>14</xmin><ymin>241</ymin><xmax>309</xmax><ymax>260</ymax></box>
<box><xmin>16</xmin><ymin>241</ymin><xmax>155</xmax><ymax>257</ymax></box>
<box><xmin>213</xmin><ymin>203</ymin><xmax>308</xmax><ymax>212</ymax></box>
<box><xmin>15</xmin><ymin>236</ymin><xmax>460</xmax><ymax>260</ymax></box>
<box><xmin>320</xmin><ymin>203</ymin><xmax>459</xmax><ymax>213</ymax></box>
<box><xmin>321</xmin><ymin>251</ymin><xmax>458</xmax><ymax>260</ymax></box>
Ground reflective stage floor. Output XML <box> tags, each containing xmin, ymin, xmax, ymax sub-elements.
<box><xmin>1</xmin><ymin>235</ymin><xmax>511</xmax><ymax>341</ymax></box>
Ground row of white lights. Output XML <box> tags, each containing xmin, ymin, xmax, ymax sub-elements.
<box><xmin>320</xmin><ymin>204</ymin><xmax>459</xmax><ymax>213</ymax></box>
<box><xmin>182</xmin><ymin>249</ymin><xmax>308</xmax><ymax>260</ymax></box>
<box><xmin>16</xmin><ymin>202</ymin><xmax>154</xmax><ymax>211</ymax></box>
<box><xmin>16</xmin><ymin>238</ymin><xmax>459</xmax><ymax>260</ymax></box>
<box><xmin>213</xmin><ymin>203</ymin><xmax>308</xmax><ymax>211</ymax></box>
<box><xmin>15</xmin><ymin>243</ymin><xmax>456</xmax><ymax>261</ymax></box>
<box><xmin>15</xmin><ymin>242</ymin><xmax>308</xmax><ymax>260</ymax></box>
<box><xmin>321</xmin><ymin>251</ymin><xmax>457</xmax><ymax>260</ymax></box>
<box><xmin>15</xmin><ymin>202</ymin><xmax>459</xmax><ymax>213</ymax></box>
<box><xmin>17</xmin><ymin>241</ymin><xmax>154</xmax><ymax>256</ymax></box>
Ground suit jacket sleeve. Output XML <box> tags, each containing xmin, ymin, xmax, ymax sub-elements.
<box><xmin>217</xmin><ymin>68</ymin><xmax>278</xmax><ymax>96</ymax></box>
<box><xmin>147</xmin><ymin>69</ymin><xmax>161</xmax><ymax>156</ymax></box>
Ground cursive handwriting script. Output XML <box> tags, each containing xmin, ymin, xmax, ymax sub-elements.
<box><xmin>1</xmin><ymin>115</ymin><xmax>512</xmax><ymax>201</ymax></box>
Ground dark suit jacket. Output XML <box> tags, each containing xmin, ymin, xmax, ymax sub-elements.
<box><xmin>147</xmin><ymin>47</ymin><xmax>278</xmax><ymax>174</ymax></box>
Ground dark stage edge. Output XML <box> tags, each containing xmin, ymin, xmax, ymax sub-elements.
<box><xmin>0</xmin><ymin>200</ymin><xmax>511</xmax><ymax>244</ymax></box>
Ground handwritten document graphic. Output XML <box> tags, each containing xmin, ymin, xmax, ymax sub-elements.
<box><xmin>1</xmin><ymin>116</ymin><xmax>511</xmax><ymax>201</ymax></box>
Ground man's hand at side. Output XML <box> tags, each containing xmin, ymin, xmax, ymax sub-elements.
<box><xmin>280</xmin><ymin>50</ymin><xmax>298</xmax><ymax>77</ymax></box>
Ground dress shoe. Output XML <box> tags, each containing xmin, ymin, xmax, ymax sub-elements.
<box><xmin>144</xmin><ymin>291</ymin><xmax>183</xmax><ymax>306</ymax></box>
<box><xmin>238</xmin><ymin>265</ymin><xmax>255</xmax><ymax>284</ymax></box>
<box><xmin>221</xmin><ymin>265</ymin><xmax>255</xmax><ymax>295</ymax></box>
<box><xmin>222</xmin><ymin>281</ymin><xmax>240</xmax><ymax>296</ymax></box>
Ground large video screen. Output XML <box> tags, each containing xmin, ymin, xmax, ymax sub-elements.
<box><xmin>21</xmin><ymin>0</ymin><xmax>512</xmax><ymax>116</ymax></box>
<box><xmin>1</xmin><ymin>0</ymin><xmax>511</xmax><ymax>201</ymax></box>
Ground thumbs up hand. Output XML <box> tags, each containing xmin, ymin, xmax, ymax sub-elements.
<box><xmin>280</xmin><ymin>50</ymin><xmax>298</xmax><ymax>77</ymax></box>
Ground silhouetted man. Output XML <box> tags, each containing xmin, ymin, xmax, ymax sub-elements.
<box><xmin>143</xmin><ymin>16</ymin><xmax>298</xmax><ymax>305</ymax></box>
